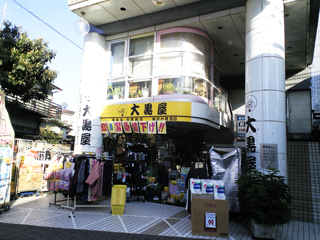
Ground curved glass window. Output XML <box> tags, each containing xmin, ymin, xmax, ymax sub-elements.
<box><xmin>159</xmin><ymin>31</ymin><xmax>212</xmax><ymax>80</ymax></box>
<box><xmin>129</xmin><ymin>35</ymin><xmax>154</xmax><ymax>78</ymax></box>
<box><xmin>110</xmin><ymin>42</ymin><xmax>125</xmax><ymax>77</ymax></box>
<box><xmin>107</xmin><ymin>82</ymin><xmax>125</xmax><ymax>100</ymax></box>
<box><xmin>158</xmin><ymin>77</ymin><xmax>211</xmax><ymax>100</ymax></box>
<box><xmin>129</xmin><ymin>79</ymin><xmax>152</xmax><ymax>98</ymax></box>
<box><xmin>105</xmin><ymin>28</ymin><xmax>227</xmax><ymax>113</ymax></box>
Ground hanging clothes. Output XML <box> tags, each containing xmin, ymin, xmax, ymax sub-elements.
<box><xmin>85</xmin><ymin>160</ymin><xmax>100</xmax><ymax>185</ymax></box>
<box><xmin>97</xmin><ymin>162</ymin><xmax>104</xmax><ymax>196</ymax></box>
<box><xmin>68</xmin><ymin>159</ymin><xmax>81</xmax><ymax>197</ymax></box>
<box><xmin>86</xmin><ymin>159</ymin><xmax>98</xmax><ymax>201</ymax></box>
<box><xmin>76</xmin><ymin>160</ymin><xmax>85</xmax><ymax>194</ymax></box>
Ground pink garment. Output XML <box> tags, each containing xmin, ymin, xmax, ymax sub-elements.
<box><xmin>87</xmin><ymin>159</ymin><xmax>95</xmax><ymax>201</ymax></box>
<box><xmin>85</xmin><ymin>160</ymin><xmax>100</xmax><ymax>186</ymax></box>
<box><xmin>92</xmin><ymin>162</ymin><xmax>104</xmax><ymax>195</ymax></box>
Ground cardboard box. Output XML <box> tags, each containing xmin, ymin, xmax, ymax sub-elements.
<box><xmin>18</xmin><ymin>181</ymin><xmax>42</xmax><ymax>192</ymax></box>
<box><xmin>19</xmin><ymin>175</ymin><xmax>28</xmax><ymax>183</ymax></box>
<box><xmin>20</xmin><ymin>168</ymin><xmax>28</xmax><ymax>175</ymax></box>
<box><xmin>117</xmin><ymin>146</ymin><xmax>124</xmax><ymax>155</ymax></box>
<box><xmin>191</xmin><ymin>198</ymin><xmax>229</xmax><ymax>238</ymax></box>
<box><xmin>191</xmin><ymin>193</ymin><xmax>214</xmax><ymax>202</ymax></box>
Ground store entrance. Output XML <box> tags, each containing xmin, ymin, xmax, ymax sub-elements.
<box><xmin>105</xmin><ymin>132</ymin><xmax>208</xmax><ymax>207</ymax></box>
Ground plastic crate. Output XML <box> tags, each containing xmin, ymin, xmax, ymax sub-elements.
<box><xmin>111</xmin><ymin>205</ymin><xmax>124</xmax><ymax>215</ymax></box>
<box><xmin>111</xmin><ymin>185</ymin><xmax>127</xmax><ymax>205</ymax></box>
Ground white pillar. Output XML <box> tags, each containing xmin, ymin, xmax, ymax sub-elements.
<box><xmin>74</xmin><ymin>32</ymin><xmax>107</xmax><ymax>158</ymax></box>
<box><xmin>245</xmin><ymin>0</ymin><xmax>287</xmax><ymax>178</ymax></box>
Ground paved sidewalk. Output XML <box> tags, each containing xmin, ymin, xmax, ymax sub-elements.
<box><xmin>0</xmin><ymin>223</ymin><xmax>196</xmax><ymax>240</ymax></box>
<box><xmin>0</xmin><ymin>192</ymin><xmax>319</xmax><ymax>240</ymax></box>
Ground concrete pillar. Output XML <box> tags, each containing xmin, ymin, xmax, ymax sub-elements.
<box><xmin>245</xmin><ymin>0</ymin><xmax>287</xmax><ymax>178</ymax></box>
<box><xmin>74</xmin><ymin>32</ymin><xmax>107</xmax><ymax>158</ymax></box>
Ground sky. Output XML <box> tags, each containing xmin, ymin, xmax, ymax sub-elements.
<box><xmin>0</xmin><ymin>0</ymin><xmax>84</xmax><ymax>112</ymax></box>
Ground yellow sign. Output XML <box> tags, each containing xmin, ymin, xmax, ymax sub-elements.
<box><xmin>148</xmin><ymin>121</ymin><xmax>157</xmax><ymax>134</ymax></box>
<box><xmin>100</xmin><ymin>121</ymin><xmax>167</xmax><ymax>134</ymax></box>
<box><xmin>114</xmin><ymin>121</ymin><xmax>123</xmax><ymax>133</ymax></box>
<box><xmin>101</xmin><ymin>121</ymin><xmax>108</xmax><ymax>133</ymax></box>
<box><xmin>157</xmin><ymin>120</ymin><xmax>167</xmax><ymax>134</ymax></box>
<box><xmin>131</xmin><ymin>121</ymin><xmax>140</xmax><ymax>133</ymax></box>
<box><xmin>123</xmin><ymin>121</ymin><xmax>132</xmax><ymax>133</ymax></box>
<box><xmin>108</xmin><ymin>122</ymin><xmax>115</xmax><ymax>133</ymax></box>
<box><xmin>101</xmin><ymin>101</ymin><xmax>191</xmax><ymax>122</ymax></box>
<box><xmin>139</xmin><ymin>121</ymin><xmax>148</xmax><ymax>134</ymax></box>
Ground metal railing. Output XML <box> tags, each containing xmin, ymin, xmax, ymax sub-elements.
<box><xmin>5</xmin><ymin>95</ymin><xmax>62</xmax><ymax>119</ymax></box>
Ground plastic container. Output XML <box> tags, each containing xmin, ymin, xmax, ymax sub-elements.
<box><xmin>111</xmin><ymin>185</ymin><xmax>127</xmax><ymax>215</ymax></box>
<box><xmin>111</xmin><ymin>205</ymin><xmax>125</xmax><ymax>215</ymax></box>
<box><xmin>111</xmin><ymin>185</ymin><xmax>127</xmax><ymax>205</ymax></box>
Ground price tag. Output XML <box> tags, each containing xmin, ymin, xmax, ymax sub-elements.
<box><xmin>205</xmin><ymin>212</ymin><xmax>216</xmax><ymax>228</ymax></box>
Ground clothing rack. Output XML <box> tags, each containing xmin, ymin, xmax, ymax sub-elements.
<box><xmin>49</xmin><ymin>191</ymin><xmax>69</xmax><ymax>208</ymax></box>
<box><xmin>61</xmin><ymin>153</ymin><xmax>112</xmax><ymax>213</ymax></box>
<box><xmin>62</xmin><ymin>195</ymin><xmax>111</xmax><ymax>214</ymax></box>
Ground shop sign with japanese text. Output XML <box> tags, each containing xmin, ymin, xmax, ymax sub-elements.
<box><xmin>100</xmin><ymin>102</ymin><xmax>191</xmax><ymax>122</ymax></box>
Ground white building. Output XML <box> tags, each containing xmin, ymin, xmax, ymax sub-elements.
<box><xmin>68</xmin><ymin>0</ymin><xmax>319</xmax><ymax>180</ymax></box>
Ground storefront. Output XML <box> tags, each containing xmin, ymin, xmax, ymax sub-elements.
<box><xmin>65</xmin><ymin>0</ymin><xmax>320</xmax><ymax>230</ymax></box>
<box><xmin>91</xmin><ymin>26</ymin><xmax>235</xmax><ymax>206</ymax></box>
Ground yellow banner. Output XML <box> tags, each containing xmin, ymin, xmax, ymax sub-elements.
<box><xmin>108</xmin><ymin>122</ymin><xmax>115</xmax><ymax>133</ymax></box>
<box><xmin>101</xmin><ymin>101</ymin><xmax>191</xmax><ymax>122</ymax></box>
<box><xmin>157</xmin><ymin>120</ymin><xmax>167</xmax><ymax>134</ymax></box>
<box><xmin>100</xmin><ymin>121</ymin><xmax>167</xmax><ymax>134</ymax></box>
<box><xmin>148</xmin><ymin>121</ymin><xmax>157</xmax><ymax>134</ymax></box>
<box><xmin>123</xmin><ymin>121</ymin><xmax>132</xmax><ymax>133</ymax></box>
<box><xmin>131</xmin><ymin>121</ymin><xmax>140</xmax><ymax>133</ymax></box>
<box><xmin>139</xmin><ymin>121</ymin><xmax>148</xmax><ymax>134</ymax></box>
<box><xmin>114</xmin><ymin>122</ymin><xmax>123</xmax><ymax>133</ymax></box>
<box><xmin>101</xmin><ymin>122</ymin><xmax>108</xmax><ymax>133</ymax></box>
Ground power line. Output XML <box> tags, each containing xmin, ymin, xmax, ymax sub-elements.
<box><xmin>12</xmin><ymin>0</ymin><xmax>82</xmax><ymax>50</ymax></box>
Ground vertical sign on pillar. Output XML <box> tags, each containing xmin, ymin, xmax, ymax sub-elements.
<box><xmin>245</xmin><ymin>94</ymin><xmax>259</xmax><ymax>171</ymax></box>
<box><xmin>245</xmin><ymin>0</ymin><xmax>286</xmax><ymax>177</ymax></box>
<box><xmin>75</xmin><ymin>94</ymin><xmax>83</xmax><ymax>148</ymax></box>
<box><xmin>75</xmin><ymin>94</ymin><xmax>92</xmax><ymax>153</ymax></box>
<box><xmin>80</xmin><ymin>96</ymin><xmax>92</xmax><ymax>146</ymax></box>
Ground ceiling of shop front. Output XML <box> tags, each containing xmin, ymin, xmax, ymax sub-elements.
<box><xmin>69</xmin><ymin>0</ymin><xmax>319</xmax><ymax>78</ymax></box>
